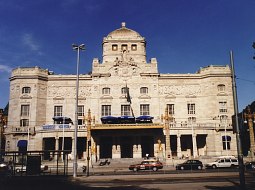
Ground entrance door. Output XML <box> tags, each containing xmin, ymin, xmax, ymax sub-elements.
<box><xmin>100</xmin><ymin>137</ymin><xmax>112</xmax><ymax>159</ymax></box>
<box><xmin>141</xmin><ymin>136</ymin><xmax>154</xmax><ymax>158</ymax></box>
<box><xmin>120</xmin><ymin>136</ymin><xmax>133</xmax><ymax>158</ymax></box>
<box><xmin>77</xmin><ymin>137</ymin><xmax>86</xmax><ymax>159</ymax></box>
<box><xmin>43</xmin><ymin>138</ymin><xmax>55</xmax><ymax>160</ymax></box>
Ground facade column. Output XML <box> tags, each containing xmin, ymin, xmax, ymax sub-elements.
<box><xmin>163</xmin><ymin>108</ymin><xmax>171</xmax><ymax>159</ymax></box>
<box><xmin>177</xmin><ymin>134</ymin><xmax>182</xmax><ymax>159</ymax></box>
<box><xmin>112</xmin><ymin>137</ymin><xmax>121</xmax><ymax>158</ymax></box>
<box><xmin>71</xmin><ymin>137</ymin><xmax>75</xmax><ymax>160</ymax></box>
<box><xmin>133</xmin><ymin>136</ymin><xmax>141</xmax><ymax>158</ymax></box>
<box><xmin>192</xmin><ymin>134</ymin><xmax>198</xmax><ymax>158</ymax></box>
<box><xmin>54</xmin><ymin>137</ymin><xmax>59</xmax><ymax>160</ymax></box>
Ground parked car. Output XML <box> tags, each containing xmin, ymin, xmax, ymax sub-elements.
<box><xmin>0</xmin><ymin>162</ymin><xmax>12</xmax><ymax>176</ymax></box>
<box><xmin>129</xmin><ymin>160</ymin><xmax>163</xmax><ymax>172</ymax></box>
<box><xmin>245</xmin><ymin>161</ymin><xmax>255</xmax><ymax>170</ymax></box>
<box><xmin>205</xmin><ymin>156</ymin><xmax>238</xmax><ymax>169</ymax></box>
<box><xmin>176</xmin><ymin>160</ymin><xmax>203</xmax><ymax>170</ymax></box>
<box><xmin>15</xmin><ymin>164</ymin><xmax>48</xmax><ymax>173</ymax></box>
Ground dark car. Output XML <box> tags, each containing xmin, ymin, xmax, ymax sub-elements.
<box><xmin>0</xmin><ymin>162</ymin><xmax>12</xmax><ymax>176</ymax></box>
<box><xmin>176</xmin><ymin>160</ymin><xmax>203</xmax><ymax>170</ymax></box>
<box><xmin>129</xmin><ymin>160</ymin><xmax>163</xmax><ymax>172</ymax></box>
<box><xmin>245</xmin><ymin>161</ymin><xmax>255</xmax><ymax>170</ymax></box>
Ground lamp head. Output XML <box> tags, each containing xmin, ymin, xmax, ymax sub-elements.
<box><xmin>72</xmin><ymin>44</ymin><xmax>78</xmax><ymax>50</ymax></box>
<box><xmin>79</xmin><ymin>44</ymin><xmax>85</xmax><ymax>50</ymax></box>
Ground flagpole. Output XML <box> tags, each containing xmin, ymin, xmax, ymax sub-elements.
<box><xmin>125</xmin><ymin>83</ymin><xmax>134</xmax><ymax>117</ymax></box>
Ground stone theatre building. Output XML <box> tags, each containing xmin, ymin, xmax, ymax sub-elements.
<box><xmin>5</xmin><ymin>23</ymin><xmax>237</xmax><ymax>162</ymax></box>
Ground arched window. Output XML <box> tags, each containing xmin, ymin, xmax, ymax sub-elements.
<box><xmin>220</xmin><ymin>115</ymin><xmax>228</xmax><ymax>123</ymax></box>
<box><xmin>22</xmin><ymin>87</ymin><xmax>31</xmax><ymax>94</ymax></box>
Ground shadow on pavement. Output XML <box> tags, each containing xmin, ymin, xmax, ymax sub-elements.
<box><xmin>0</xmin><ymin>176</ymin><xmax>158</xmax><ymax>190</ymax></box>
<box><xmin>1</xmin><ymin>176</ymin><xmax>255</xmax><ymax>190</ymax></box>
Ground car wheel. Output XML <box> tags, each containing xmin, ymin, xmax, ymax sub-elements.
<box><xmin>212</xmin><ymin>165</ymin><xmax>217</xmax><ymax>169</ymax></box>
<box><xmin>180</xmin><ymin>166</ymin><xmax>184</xmax><ymax>170</ymax></box>
<box><xmin>133</xmin><ymin>167</ymin><xmax>138</xmax><ymax>172</ymax></box>
<box><xmin>230</xmin><ymin>164</ymin><xmax>235</xmax><ymax>168</ymax></box>
<box><xmin>152</xmin><ymin>167</ymin><xmax>158</xmax><ymax>172</ymax></box>
<box><xmin>198</xmin><ymin>166</ymin><xmax>202</xmax><ymax>170</ymax></box>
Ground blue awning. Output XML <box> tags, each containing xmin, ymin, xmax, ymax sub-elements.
<box><xmin>119</xmin><ymin>116</ymin><xmax>135</xmax><ymax>119</ymax></box>
<box><xmin>52</xmin><ymin>116</ymin><xmax>72</xmax><ymax>121</ymax></box>
<box><xmin>136</xmin><ymin>116</ymin><xmax>154</xmax><ymax>120</ymax></box>
<box><xmin>17</xmin><ymin>140</ymin><xmax>28</xmax><ymax>147</ymax></box>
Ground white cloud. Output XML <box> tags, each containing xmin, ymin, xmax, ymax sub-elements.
<box><xmin>22</xmin><ymin>33</ymin><xmax>40</xmax><ymax>51</ymax></box>
<box><xmin>0</xmin><ymin>65</ymin><xmax>12</xmax><ymax>73</ymax></box>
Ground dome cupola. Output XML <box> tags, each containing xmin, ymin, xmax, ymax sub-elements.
<box><xmin>102</xmin><ymin>22</ymin><xmax>146</xmax><ymax>64</ymax></box>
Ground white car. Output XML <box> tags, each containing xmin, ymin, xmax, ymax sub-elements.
<box><xmin>205</xmin><ymin>156</ymin><xmax>238</xmax><ymax>169</ymax></box>
<box><xmin>15</xmin><ymin>164</ymin><xmax>48</xmax><ymax>173</ymax></box>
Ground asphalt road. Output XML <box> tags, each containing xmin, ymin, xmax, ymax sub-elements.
<box><xmin>1</xmin><ymin>171</ymin><xmax>255</xmax><ymax>190</ymax></box>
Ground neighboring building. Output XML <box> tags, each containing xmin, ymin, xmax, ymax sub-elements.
<box><xmin>5</xmin><ymin>23</ymin><xmax>237</xmax><ymax>162</ymax></box>
<box><xmin>239</xmin><ymin>101</ymin><xmax>255</xmax><ymax>156</ymax></box>
<box><xmin>0</xmin><ymin>104</ymin><xmax>8</xmax><ymax>154</ymax></box>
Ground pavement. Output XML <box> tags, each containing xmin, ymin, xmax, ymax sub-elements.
<box><xmin>2</xmin><ymin>158</ymin><xmax>255</xmax><ymax>190</ymax></box>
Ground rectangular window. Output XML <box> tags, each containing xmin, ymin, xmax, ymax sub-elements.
<box><xmin>102</xmin><ymin>105</ymin><xmax>111</xmax><ymax>117</ymax></box>
<box><xmin>217</xmin><ymin>84</ymin><xmax>225</xmax><ymax>92</ymax></box>
<box><xmin>20</xmin><ymin>119</ymin><xmax>29</xmax><ymax>127</ymax></box>
<box><xmin>188</xmin><ymin>117</ymin><xmax>196</xmax><ymax>124</ymax></box>
<box><xmin>54</xmin><ymin>106</ymin><xmax>63</xmax><ymax>117</ymax></box>
<box><xmin>121</xmin><ymin>105</ymin><xmax>130</xmax><ymax>116</ymax></box>
<box><xmin>21</xmin><ymin>105</ymin><xmax>30</xmax><ymax>116</ymax></box>
<box><xmin>140</xmin><ymin>104</ymin><xmax>150</xmax><ymax>115</ymax></box>
<box><xmin>187</xmin><ymin>103</ymin><xmax>195</xmax><ymax>115</ymax></box>
<box><xmin>131</xmin><ymin>44</ymin><xmax>137</xmax><ymax>51</ymax></box>
<box><xmin>102</xmin><ymin>88</ymin><xmax>110</xmax><ymax>95</ymax></box>
<box><xmin>112</xmin><ymin>44</ymin><xmax>118</xmax><ymax>51</ymax></box>
<box><xmin>140</xmin><ymin>87</ymin><xmax>148</xmax><ymax>94</ymax></box>
<box><xmin>22</xmin><ymin>87</ymin><xmax>31</xmax><ymax>94</ymax></box>
<box><xmin>219</xmin><ymin>101</ymin><xmax>227</xmax><ymax>113</ymax></box>
<box><xmin>167</xmin><ymin>104</ymin><xmax>175</xmax><ymax>115</ymax></box>
<box><xmin>78</xmin><ymin>105</ymin><xmax>84</xmax><ymax>116</ymax></box>
<box><xmin>78</xmin><ymin>119</ymin><xmax>83</xmax><ymax>125</ymax></box>
<box><xmin>121</xmin><ymin>87</ymin><xmax>128</xmax><ymax>94</ymax></box>
<box><xmin>121</xmin><ymin>44</ymin><xmax>127</xmax><ymax>50</ymax></box>
<box><xmin>222</xmin><ymin>136</ymin><xmax>231</xmax><ymax>150</ymax></box>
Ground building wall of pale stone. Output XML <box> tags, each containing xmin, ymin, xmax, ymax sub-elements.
<box><xmin>4</xmin><ymin>23</ymin><xmax>237</xmax><ymax>159</ymax></box>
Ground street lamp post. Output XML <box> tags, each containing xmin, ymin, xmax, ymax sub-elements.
<box><xmin>230</xmin><ymin>50</ymin><xmax>245</xmax><ymax>188</ymax></box>
<box><xmin>244</xmin><ymin>106</ymin><xmax>255</xmax><ymax>158</ymax></box>
<box><xmin>72</xmin><ymin>43</ymin><xmax>85</xmax><ymax>178</ymax></box>
<box><xmin>0</xmin><ymin>109</ymin><xmax>4</xmax><ymax>161</ymax></box>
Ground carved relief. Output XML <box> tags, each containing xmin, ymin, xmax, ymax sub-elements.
<box><xmin>48</xmin><ymin>86</ymin><xmax>92</xmax><ymax>98</ymax></box>
<box><xmin>159</xmin><ymin>85</ymin><xmax>201</xmax><ymax>96</ymax></box>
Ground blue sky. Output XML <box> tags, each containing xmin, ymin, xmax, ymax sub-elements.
<box><xmin>0</xmin><ymin>0</ymin><xmax>254</xmax><ymax>111</ymax></box>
